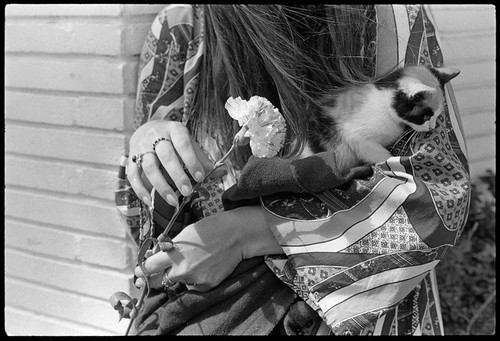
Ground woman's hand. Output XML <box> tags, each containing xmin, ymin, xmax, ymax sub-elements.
<box><xmin>134</xmin><ymin>205</ymin><xmax>284</xmax><ymax>292</ymax></box>
<box><xmin>127</xmin><ymin>120</ymin><xmax>225</xmax><ymax>207</ymax></box>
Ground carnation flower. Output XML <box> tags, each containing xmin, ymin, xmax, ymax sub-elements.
<box><xmin>225</xmin><ymin>96</ymin><xmax>287</xmax><ymax>158</ymax></box>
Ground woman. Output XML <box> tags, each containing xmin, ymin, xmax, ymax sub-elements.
<box><xmin>116</xmin><ymin>4</ymin><xmax>470</xmax><ymax>335</ymax></box>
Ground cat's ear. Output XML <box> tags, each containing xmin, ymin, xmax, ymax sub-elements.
<box><xmin>429</xmin><ymin>67</ymin><xmax>460</xmax><ymax>85</ymax></box>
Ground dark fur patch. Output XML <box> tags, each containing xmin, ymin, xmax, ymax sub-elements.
<box><xmin>393</xmin><ymin>90</ymin><xmax>433</xmax><ymax>125</ymax></box>
<box><xmin>428</xmin><ymin>68</ymin><xmax>447</xmax><ymax>88</ymax></box>
<box><xmin>393</xmin><ymin>90</ymin><xmax>415</xmax><ymax>117</ymax></box>
<box><xmin>307</xmin><ymin>110</ymin><xmax>337</xmax><ymax>153</ymax></box>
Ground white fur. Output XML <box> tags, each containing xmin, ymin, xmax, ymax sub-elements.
<box><xmin>324</xmin><ymin>85</ymin><xmax>405</xmax><ymax>169</ymax></box>
<box><xmin>306</xmin><ymin>66</ymin><xmax>457</xmax><ymax>172</ymax></box>
<box><xmin>398</xmin><ymin>76</ymin><xmax>436</xmax><ymax>97</ymax></box>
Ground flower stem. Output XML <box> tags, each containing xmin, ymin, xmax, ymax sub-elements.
<box><xmin>213</xmin><ymin>143</ymin><xmax>236</xmax><ymax>172</ymax></box>
<box><xmin>157</xmin><ymin>142</ymin><xmax>236</xmax><ymax>241</ymax></box>
<box><xmin>125</xmin><ymin>284</ymin><xmax>147</xmax><ymax>336</ymax></box>
<box><xmin>127</xmin><ymin>141</ymin><xmax>238</xmax><ymax>336</ymax></box>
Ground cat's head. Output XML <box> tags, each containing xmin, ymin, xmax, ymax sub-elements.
<box><xmin>393</xmin><ymin>66</ymin><xmax>460</xmax><ymax>132</ymax></box>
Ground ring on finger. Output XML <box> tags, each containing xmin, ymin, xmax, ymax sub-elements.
<box><xmin>153</xmin><ymin>137</ymin><xmax>171</xmax><ymax>151</ymax></box>
<box><xmin>161</xmin><ymin>268</ymin><xmax>176</xmax><ymax>290</ymax></box>
<box><xmin>132</xmin><ymin>151</ymin><xmax>156</xmax><ymax>170</ymax></box>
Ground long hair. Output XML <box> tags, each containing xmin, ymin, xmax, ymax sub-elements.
<box><xmin>188</xmin><ymin>4</ymin><xmax>377</xmax><ymax>169</ymax></box>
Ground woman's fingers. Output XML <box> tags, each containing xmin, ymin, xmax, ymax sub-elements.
<box><xmin>127</xmin><ymin>160</ymin><xmax>153</xmax><ymax>207</ymax></box>
<box><xmin>135</xmin><ymin>272</ymin><xmax>163</xmax><ymax>289</ymax></box>
<box><xmin>154</xmin><ymin>138</ymin><xmax>194</xmax><ymax>197</ymax></box>
<box><xmin>163</xmin><ymin>268</ymin><xmax>210</xmax><ymax>292</ymax></box>
<box><xmin>134</xmin><ymin>267</ymin><xmax>207</xmax><ymax>292</ymax></box>
<box><xmin>134</xmin><ymin>250</ymin><xmax>172</xmax><ymax>278</ymax></box>
<box><xmin>169</xmin><ymin>128</ymin><xmax>207</xmax><ymax>182</ymax></box>
<box><xmin>128</xmin><ymin>120</ymin><xmax>228</xmax><ymax>209</ymax></box>
<box><xmin>141</xmin><ymin>153</ymin><xmax>179</xmax><ymax>207</ymax></box>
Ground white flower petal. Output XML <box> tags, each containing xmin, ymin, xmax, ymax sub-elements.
<box><xmin>225</xmin><ymin>96</ymin><xmax>287</xmax><ymax>158</ymax></box>
<box><xmin>224</xmin><ymin>97</ymin><xmax>251</xmax><ymax>126</ymax></box>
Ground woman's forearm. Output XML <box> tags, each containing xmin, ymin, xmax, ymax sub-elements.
<box><xmin>226</xmin><ymin>205</ymin><xmax>285</xmax><ymax>259</ymax></box>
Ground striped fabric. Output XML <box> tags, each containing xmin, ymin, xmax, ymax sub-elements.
<box><xmin>117</xmin><ymin>4</ymin><xmax>227</xmax><ymax>247</ymax></box>
<box><xmin>115</xmin><ymin>4</ymin><xmax>470</xmax><ymax>335</ymax></box>
<box><xmin>135</xmin><ymin>4</ymin><xmax>204</xmax><ymax>128</ymax></box>
<box><xmin>263</xmin><ymin>5</ymin><xmax>470</xmax><ymax>335</ymax></box>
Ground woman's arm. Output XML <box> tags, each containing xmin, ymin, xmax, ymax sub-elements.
<box><xmin>129</xmin><ymin>5</ymin><xmax>287</xmax><ymax>293</ymax></box>
<box><xmin>135</xmin><ymin>205</ymin><xmax>284</xmax><ymax>292</ymax></box>
<box><xmin>126</xmin><ymin>5</ymin><xmax>225</xmax><ymax>209</ymax></box>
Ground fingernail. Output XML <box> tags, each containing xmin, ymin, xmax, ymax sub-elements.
<box><xmin>158</xmin><ymin>241</ymin><xmax>174</xmax><ymax>251</ymax></box>
<box><xmin>194</xmin><ymin>170</ymin><xmax>205</xmax><ymax>182</ymax></box>
<box><xmin>166</xmin><ymin>193</ymin><xmax>178</xmax><ymax>207</ymax></box>
<box><xmin>181</xmin><ymin>184</ymin><xmax>192</xmax><ymax>196</ymax></box>
<box><xmin>135</xmin><ymin>278</ymin><xmax>144</xmax><ymax>289</ymax></box>
<box><xmin>142</xmin><ymin>196</ymin><xmax>152</xmax><ymax>207</ymax></box>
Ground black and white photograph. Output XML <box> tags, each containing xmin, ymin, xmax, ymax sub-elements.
<box><xmin>4</xmin><ymin>4</ymin><xmax>495</xmax><ymax>336</ymax></box>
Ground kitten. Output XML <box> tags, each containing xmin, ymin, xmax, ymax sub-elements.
<box><xmin>303</xmin><ymin>65</ymin><xmax>460</xmax><ymax>172</ymax></box>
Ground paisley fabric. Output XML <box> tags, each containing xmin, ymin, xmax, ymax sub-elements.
<box><xmin>115</xmin><ymin>4</ymin><xmax>470</xmax><ymax>335</ymax></box>
<box><xmin>263</xmin><ymin>5</ymin><xmax>470</xmax><ymax>335</ymax></box>
<box><xmin>116</xmin><ymin>4</ymin><xmax>226</xmax><ymax>250</ymax></box>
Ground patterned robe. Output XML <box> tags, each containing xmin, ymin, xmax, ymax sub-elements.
<box><xmin>115</xmin><ymin>4</ymin><xmax>470</xmax><ymax>335</ymax></box>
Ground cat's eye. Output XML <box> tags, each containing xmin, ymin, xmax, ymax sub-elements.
<box><xmin>420</xmin><ymin>107</ymin><xmax>434</xmax><ymax>122</ymax></box>
<box><xmin>412</xmin><ymin>93</ymin><xmax>425</xmax><ymax>102</ymax></box>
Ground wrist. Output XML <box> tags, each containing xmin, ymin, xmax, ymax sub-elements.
<box><xmin>225</xmin><ymin>205</ymin><xmax>284</xmax><ymax>259</ymax></box>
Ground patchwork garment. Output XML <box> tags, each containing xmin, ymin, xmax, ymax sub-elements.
<box><xmin>263</xmin><ymin>5</ymin><xmax>470</xmax><ymax>335</ymax></box>
<box><xmin>115</xmin><ymin>4</ymin><xmax>226</xmax><ymax>249</ymax></box>
<box><xmin>115</xmin><ymin>4</ymin><xmax>470</xmax><ymax>335</ymax></box>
